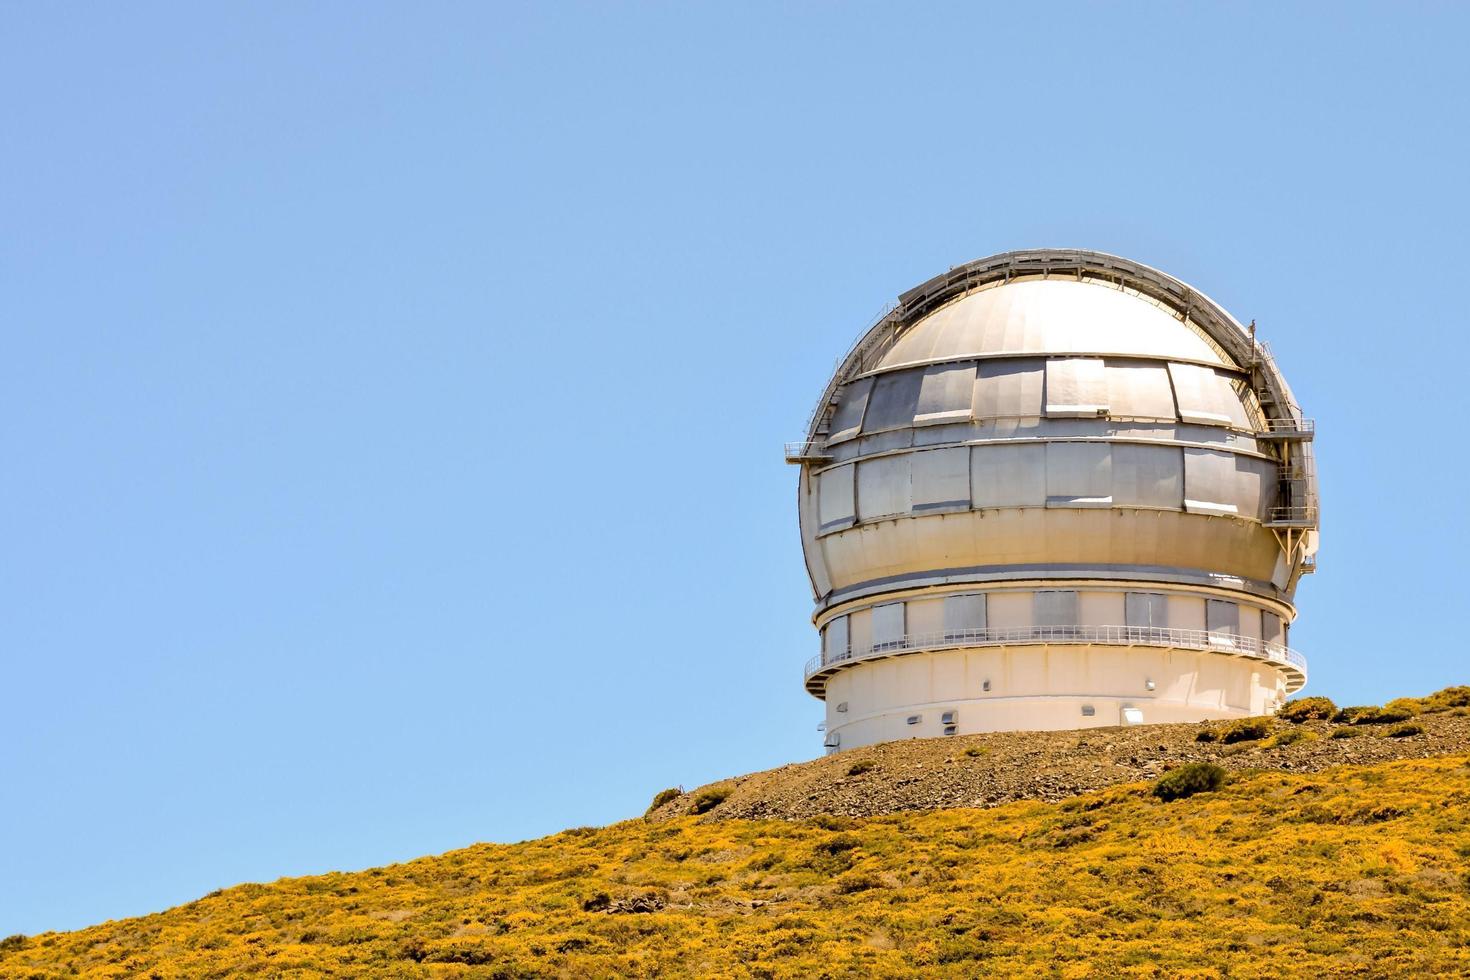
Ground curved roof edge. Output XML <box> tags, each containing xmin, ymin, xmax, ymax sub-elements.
<box><xmin>803</xmin><ymin>249</ymin><xmax>1306</xmax><ymax>443</ymax></box>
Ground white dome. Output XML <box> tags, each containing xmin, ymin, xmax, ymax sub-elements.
<box><xmin>790</xmin><ymin>250</ymin><xmax>1319</xmax><ymax>751</ymax></box>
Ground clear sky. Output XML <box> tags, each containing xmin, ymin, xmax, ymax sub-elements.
<box><xmin>3</xmin><ymin>1</ymin><xmax>1468</xmax><ymax>937</ymax></box>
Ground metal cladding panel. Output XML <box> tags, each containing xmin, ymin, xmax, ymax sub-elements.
<box><xmin>876</xmin><ymin>279</ymin><xmax>1228</xmax><ymax>368</ymax></box>
<box><xmin>1238</xmin><ymin>605</ymin><xmax>1262</xmax><ymax>641</ymax></box>
<box><xmin>824</xmin><ymin>616</ymin><xmax>849</xmax><ymax>659</ymax></box>
<box><xmin>911</xmin><ymin>447</ymin><xmax>970</xmax><ymax>511</ymax></box>
<box><xmin>1169</xmin><ymin>595</ymin><xmax>1206</xmax><ymax>631</ymax></box>
<box><xmin>849</xmin><ymin>607</ymin><xmax>872</xmax><ymax>656</ymax></box>
<box><xmin>856</xmin><ymin>454</ymin><xmax>911</xmax><ymax>521</ymax></box>
<box><xmin>1111</xmin><ymin>443</ymin><xmax>1184</xmax><ymax>508</ymax></box>
<box><xmin>1206</xmin><ymin>598</ymin><xmax>1240</xmax><ymax>634</ymax></box>
<box><xmin>906</xmin><ymin>597</ymin><xmax>944</xmax><ymax>636</ymax></box>
<box><xmin>1034</xmin><ymin>590</ymin><xmax>1079</xmax><ymax>627</ymax></box>
<box><xmin>1105</xmin><ymin>360</ymin><xmax>1178</xmax><ymax>420</ymax></box>
<box><xmin>974</xmin><ymin>359</ymin><xmax>1044</xmax><ymax>419</ymax></box>
<box><xmin>1126</xmin><ymin>592</ymin><xmax>1169</xmax><ymax>628</ymax></box>
<box><xmin>798</xmin><ymin>468</ymin><xmax>832</xmax><ymax>596</ymax></box>
<box><xmin>1044</xmin><ymin>358</ymin><xmax>1109</xmax><ymax>417</ymax></box>
<box><xmin>986</xmin><ymin>592</ymin><xmax>1032</xmax><ymax>628</ymax></box>
<box><xmin>943</xmin><ymin>594</ymin><xmax>987</xmax><ymax>633</ymax></box>
<box><xmin>1045</xmin><ymin>441</ymin><xmax>1112</xmax><ymax>506</ymax></box>
<box><xmin>872</xmin><ymin>602</ymin><xmax>905</xmax><ymax>648</ymax></box>
<box><xmin>816</xmin><ymin>505</ymin><xmax>1285</xmax><ymax>593</ymax></box>
<box><xmin>972</xmin><ymin>443</ymin><xmax>1046</xmax><ymax>508</ymax></box>
<box><xmin>1235</xmin><ymin>455</ymin><xmax>1276</xmax><ymax>519</ymax></box>
<box><xmin>1182</xmin><ymin>448</ymin><xmax>1242</xmax><ymax>516</ymax></box>
<box><xmin>914</xmin><ymin>362</ymin><xmax>977</xmax><ymax>425</ymax></box>
<box><xmin>862</xmin><ymin>368</ymin><xmax>923</xmax><ymax>433</ymax></box>
<box><xmin>1079</xmin><ymin>591</ymin><xmax>1124</xmax><ymax>627</ymax></box>
<box><xmin>828</xmin><ymin>377</ymin><xmax>872</xmax><ymax>443</ymax></box>
<box><xmin>817</xmin><ymin>464</ymin><xmax>856</xmax><ymax>531</ymax></box>
<box><xmin>1168</xmin><ymin>362</ymin><xmax>1242</xmax><ymax>427</ymax></box>
<box><xmin>913</xmin><ymin>420</ymin><xmax>972</xmax><ymax>447</ymax></box>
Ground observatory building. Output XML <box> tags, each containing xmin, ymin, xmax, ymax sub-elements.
<box><xmin>789</xmin><ymin>250</ymin><xmax>1319</xmax><ymax>752</ymax></box>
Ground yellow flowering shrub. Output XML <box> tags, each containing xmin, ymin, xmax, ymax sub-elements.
<box><xmin>3</xmin><ymin>756</ymin><xmax>1470</xmax><ymax>978</ymax></box>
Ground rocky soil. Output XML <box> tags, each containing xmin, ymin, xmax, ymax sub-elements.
<box><xmin>649</xmin><ymin>711</ymin><xmax>1470</xmax><ymax>822</ymax></box>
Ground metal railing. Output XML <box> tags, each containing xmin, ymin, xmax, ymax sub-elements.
<box><xmin>803</xmin><ymin>625</ymin><xmax>1307</xmax><ymax>681</ymax></box>
<box><xmin>1258</xmin><ymin>417</ymin><xmax>1315</xmax><ymax>437</ymax></box>
<box><xmin>783</xmin><ymin>439</ymin><xmax>832</xmax><ymax>464</ymax></box>
<box><xmin>1266</xmin><ymin>504</ymin><xmax>1318</xmax><ymax>526</ymax></box>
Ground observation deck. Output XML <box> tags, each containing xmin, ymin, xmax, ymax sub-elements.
<box><xmin>803</xmin><ymin>625</ymin><xmax>1307</xmax><ymax>699</ymax></box>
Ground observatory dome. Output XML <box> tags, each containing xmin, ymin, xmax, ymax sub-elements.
<box><xmin>790</xmin><ymin>250</ymin><xmax>1319</xmax><ymax>752</ymax></box>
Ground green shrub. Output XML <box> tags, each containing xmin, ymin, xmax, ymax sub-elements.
<box><xmin>1388</xmin><ymin>723</ymin><xmax>1424</xmax><ymax>738</ymax></box>
<box><xmin>0</xmin><ymin>935</ymin><xmax>25</xmax><ymax>952</ymax></box>
<box><xmin>1153</xmin><ymin>763</ymin><xmax>1228</xmax><ymax>802</ymax></box>
<box><xmin>846</xmin><ymin>761</ymin><xmax>876</xmax><ymax>776</ymax></box>
<box><xmin>645</xmin><ymin>787</ymin><xmax>681</xmax><ymax>815</ymax></box>
<box><xmin>1195</xmin><ymin>728</ymin><xmax>1219</xmax><ymax>743</ymax></box>
<box><xmin>964</xmin><ymin>746</ymin><xmax>988</xmax><ymax>758</ymax></box>
<box><xmin>689</xmin><ymin>785</ymin><xmax>732</xmax><ymax>815</ymax></box>
<box><xmin>1221</xmin><ymin>719</ymin><xmax>1272</xmax><ymax>744</ymax></box>
<box><xmin>1331</xmin><ymin>727</ymin><xmax>1362</xmax><ymax>740</ymax></box>
<box><xmin>1277</xmin><ymin>696</ymin><xmax>1337</xmax><ymax>723</ymax></box>
<box><xmin>1419</xmin><ymin>686</ymin><xmax>1470</xmax><ymax>713</ymax></box>
<box><xmin>1334</xmin><ymin>705</ymin><xmax>1414</xmax><ymax>726</ymax></box>
<box><xmin>1266</xmin><ymin>727</ymin><xmax>1316</xmax><ymax>748</ymax></box>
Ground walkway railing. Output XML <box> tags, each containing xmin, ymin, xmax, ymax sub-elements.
<box><xmin>804</xmin><ymin>624</ymin><xmax>1307</xmax><ymax>683</ymax></box>
<box><xmin>784</xmin><ymin>440</ymin><xmax>832</xmax><ymax>464</ymax></box>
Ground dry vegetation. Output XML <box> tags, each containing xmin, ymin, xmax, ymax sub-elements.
<box><xmin>4</xmin><ymin>755</ymin><xmax>1470</xmax><ymax>978</ymax></box>
<box><xmin>6</xmin><ymin>689</ymin><xmax>1470</xmax><ymax>978</ymax></box>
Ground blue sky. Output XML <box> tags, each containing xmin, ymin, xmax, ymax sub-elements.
<box><xmin>3</xmin><ymin>2</ymin><xmax>1468</xmax><ymax>937</ymax></box>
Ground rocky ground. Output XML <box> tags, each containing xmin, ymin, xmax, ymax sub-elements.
<box><xmin>648</xmin><ymin>710</ymin><xmax>1470</xmax><ymax>822</ymax></box>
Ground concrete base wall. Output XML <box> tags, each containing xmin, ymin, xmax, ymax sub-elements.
<box><xmin>822</xmin><ymin>644</ymin><xmax>1286</xmax><ymax>752</ymax></box>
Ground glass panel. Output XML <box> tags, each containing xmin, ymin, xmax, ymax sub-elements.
<box><xmin>1206</xmin><ymin>599</ymin><xmax>1240</xmax><ymax>635</ymax></box>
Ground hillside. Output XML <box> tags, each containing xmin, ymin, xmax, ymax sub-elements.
<box><xmin>5</xmin><ymin>692</ymin><xmax>1470</xmax><ymax>978</ymax></box>
<box><xmin>649</xmin><ymin>701</ymin><xmax>1470</xmax><ymax>822</ymax></box>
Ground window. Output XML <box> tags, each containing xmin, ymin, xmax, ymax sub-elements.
<box><xmin>1126</xmin><ymin>592</ymin><xmax>1168</xmax><ymax>639</ymax></box>
<box><xmin>1206</xmin><ymin>599</ymin><xmax>1240</xmax><ymax>635</ymax></box>
<box><xmin>1263</xmin><ymin>612</ymin><xmax>1285</xmax><ymax>648</ymax></box>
